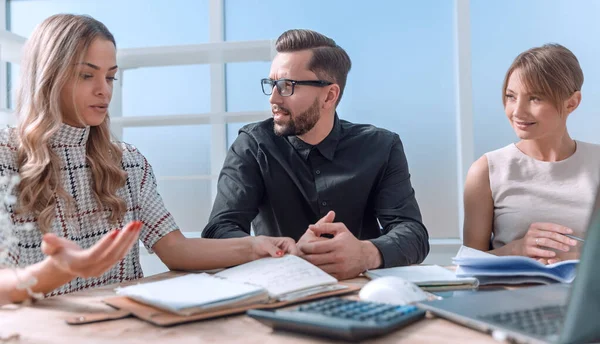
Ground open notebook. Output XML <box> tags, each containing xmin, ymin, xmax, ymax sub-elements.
<box><xmin>453</xmin><ymin>246</ymin><xmax>579</xmax><ymax>285</ymax></box>
<box><xmin>116</xmin><ymin>255</ymin><xmax>346</xmax><ymax>316</ymax></box>
<box><xmin>365</xmin><ymin>265</ymin><xmax>479</xmax><ymax>291</ymax></box>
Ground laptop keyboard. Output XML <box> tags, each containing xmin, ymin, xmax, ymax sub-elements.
<box><xmin>478</xmin><ymin>305</ymin><xmax>566</xmax><ymax>337</ymax></box>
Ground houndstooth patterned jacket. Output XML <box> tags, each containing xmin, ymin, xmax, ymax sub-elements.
<box><xmin>0</xmin><ymin>124</ymin><xmax>178</xmax><ymax>296</ymax></box>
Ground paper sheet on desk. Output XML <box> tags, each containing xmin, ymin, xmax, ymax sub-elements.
<box><xmin>453</xmin><ymin>245</ymin><xmax>496</xmax><ymax>259</ymax></box>
<box><xmin>364</xmin><ymin>265</ymin><xmax>479</xmax><ymax>290</ymax></box>
<box><xmin>215</xmin><ymin>255</ymin><xmax>340</xmax><ymax>299</ymax></box>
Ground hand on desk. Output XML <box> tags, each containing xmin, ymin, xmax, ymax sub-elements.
<box><xmin>42</xmin><ymin>221</ymin><xmax>142</xmax><ymax>278</ymax></box>
<box><xmin>507</xmin><ymin>222</ymin><xmax>579</xmax><ymax>265</ymax></box>
<box><xmin>250</xmin><ymin>236</ymin><xmax>299</xmax><ymax>259</ymax></box>
<box><xmin>297</xmin><ymin>211</ymin><xmax>381</xmax><ymax>280</ymax></box>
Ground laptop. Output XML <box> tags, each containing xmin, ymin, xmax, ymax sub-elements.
<box><xmin>417</xmin><ymin>190</ymin><xmax>600</xmax><ymax>344</ymax></box>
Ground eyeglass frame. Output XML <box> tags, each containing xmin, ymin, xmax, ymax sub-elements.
<box><xmin>261</xmin><ymin>78</ymin><xmax>334</xmax><ymax>97</ymax></box>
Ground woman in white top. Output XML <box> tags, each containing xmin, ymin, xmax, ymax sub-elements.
<box><xmin>463</xmin><ymin>43</ymin><xmax>600</xmax><ymax>264</ymax></box>
<box><xmin>0</xmin><ymin>14</ymin><xmax>297</xmax><ymax>304</ymax></box>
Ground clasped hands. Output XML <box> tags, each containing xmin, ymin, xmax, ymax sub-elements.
<box><xmin>294</xmin><ymin>211</ymin><xmax>382</xmax><ymax>280</ymax></box>
<box><xmin>254</xmin><ymin>211</ymin><xmax>381</xmax><ymax>279</ymax></box>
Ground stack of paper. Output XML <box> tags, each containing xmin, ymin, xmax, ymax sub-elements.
<box><xmin>453</xmin><ymin>246</ymin><xmax>579</xmax><ymax>285</ymax></box>
<box><xmin>365</xmin><ymin>265</ymin><xmax>479</xmax><ymax>291</ymax></box>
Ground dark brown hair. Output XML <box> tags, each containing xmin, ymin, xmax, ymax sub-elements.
<box><xmin>502</xmin><ymin>43</ymin><xmax>583</xmax><ymax>114</ymax></box>
<box><xmin>275</xmin><ymin>29</ymin><xmax>351</xmax><ymax>106</ymax></box>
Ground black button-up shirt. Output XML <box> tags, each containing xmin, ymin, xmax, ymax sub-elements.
<box><xmin>202</xmin><ymin>115</ymin><xmax>429</xmax><ymax>268</ymax></box>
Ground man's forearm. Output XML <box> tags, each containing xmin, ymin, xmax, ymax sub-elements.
<box><xmin>0</xmin><ymin>258</ymin><xmax>74</xmax><ymax>304</ymax></box>
<box><xmin>370</xmin><ymin>222</ymin><xmax>430</xmax><ymax>268</ymax></box>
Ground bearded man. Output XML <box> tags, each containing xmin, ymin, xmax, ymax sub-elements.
<box><xmin>202</xmin><ymin>29</ymin><xmax>429</xmax><ymax>279</ymax></box>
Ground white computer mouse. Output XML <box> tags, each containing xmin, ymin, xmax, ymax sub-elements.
<box><xmin>359</xmin><ymin>276</ymin><xmax>429</xmax><ymax>305</ymax></box>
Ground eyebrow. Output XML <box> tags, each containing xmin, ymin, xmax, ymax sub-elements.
<box><xmin>506</xmin><ymin>88</ymin><xmax>542</xmax><ymax>97</ymax></box>
<box><xmin>81</xmin><ymin>62</ymin><xmax>118</xmax><ymax>71</ymax></box>
<box><xmin>506</xmin><ymin>88</ymin><xmax>527</xmax><ymax>94</ymax></box>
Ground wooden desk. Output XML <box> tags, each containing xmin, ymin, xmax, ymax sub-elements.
<box><xmin>0</xmin><ymin>272</ymin><xmax>503</xmax><ymax>344</ymax></box>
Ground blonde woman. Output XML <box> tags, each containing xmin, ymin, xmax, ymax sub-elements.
<box><xmin>463</xmin><ymin>44</ymin><xmax>600</xmax><ymax>264</ymax></box>
<box><xmin>0</xmin><ymin>14</ymin><xmax>297</xmax><ymax>303</ymax></box>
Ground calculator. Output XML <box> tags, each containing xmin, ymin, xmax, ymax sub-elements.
<box><xmin>247</xmin><ymin>297</ymin><xmax>426</xmax><ymax>341</ymax></box>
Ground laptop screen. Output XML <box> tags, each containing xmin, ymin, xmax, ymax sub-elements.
<box><xmin>559</xmin><ymin>188</ymin><xmax>600</xmax><ymax>344</ymax></box>
<box><xmin>582</xmin><ymin>188</ymin><xmax>600</xmax><ymax>237</ymax></box>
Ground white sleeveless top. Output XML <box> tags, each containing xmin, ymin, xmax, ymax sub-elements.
<box><xmin>486</xmin><ymin>140</ymin><xmax>600</xmax><ymax>250</ymax></box>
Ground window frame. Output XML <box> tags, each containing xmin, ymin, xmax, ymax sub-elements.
<box><xmin>0</xmin><ymin>0</ymin><xmax>472</xmax><ymax>245</ymax></box>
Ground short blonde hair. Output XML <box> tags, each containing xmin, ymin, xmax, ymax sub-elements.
<box><xmin>502</xmin><ymin>43</ymin><xmax>583</xmax><ymax>114</ymax></box>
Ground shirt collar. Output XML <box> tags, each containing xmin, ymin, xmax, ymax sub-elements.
<box><xmin>315</xmin><ymin>114</ymin><xmax>341</xmax><ymax>161</ymax></box>
<box><xmin>287</xmin><ymin>134</ymin><xmax>313</xmax><ymax>160</ymax></box>
<box><xmin>287</xmin><ymin>113</ymin><xmax>341</xmax><ymax>161</ymax></box>
<box><xmin>50</xmin><ymin>123</ymin><xmax>90</xmax><ymax>147</ymax></box>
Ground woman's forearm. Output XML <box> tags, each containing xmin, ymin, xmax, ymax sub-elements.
<box><xmin>488</xmin><ymin>243</ymin><xmax>515</xmax><ymax>256</ymax></box>
<box><xmin>0</xmin><ymin>257</ymin><xmax>75</xmax><ymax>304</ymax></box>
<box><xmin>153</xmin><ymin>231</ymin><xmax>256</xmax><ymax>271</ymax></box>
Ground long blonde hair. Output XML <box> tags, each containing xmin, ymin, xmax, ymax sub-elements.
<box><xmin>15</xmin><ymin>14</ymin><xmax>127</xmax><ymax>233</ymax></box>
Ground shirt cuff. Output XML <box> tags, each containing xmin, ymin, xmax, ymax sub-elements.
<box><xmin>368</xmin><ymin>237</ymin><xmax>407</xmax><ymax>268</ymax></box>
<box><xmin>202</xmin><ymin>224</ymin><xmax>250</xmax><ymax>239</ymax></box>
<box><xmin>221</xmin><ymin>229</ymin><xmax>250</xmax><ymax>239</ymax></box>
<box><xmin>145</xmin><ymin>225</ymin><xmax>179</xmax><ymax>254</ymax></box>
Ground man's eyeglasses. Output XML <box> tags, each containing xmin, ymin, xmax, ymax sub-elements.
<box><xmin>261</xmin><ymin>78</ymin><xmax>333</xmax><ymax>97</ymax></box>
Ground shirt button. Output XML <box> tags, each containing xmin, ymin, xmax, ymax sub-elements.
<box><xmin>315</xmin><ymin>170</ymin><xmax>321</xmax><ymax>175</ymax></box>
<box><xmin>321</xmin><ymin>201</ymin><xmax>327</xmax><ymax>206</ymax></box>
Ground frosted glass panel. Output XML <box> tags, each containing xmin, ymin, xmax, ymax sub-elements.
<box><xmin>9</xmin><ymin>1</ymin><xmax>212</xmax><ymax>117</ymax></box>
<box><xmin>226</xmin><ymin>122</ymin><xmax>249</xmax><ymax>148</ymax></box>
<box><xmin>156</xmin><ymin>179</ymin><xmax>212</xmax><ymax>233</ymax></box>
<box><xmin>471</xmin><ymin>0</ymin><xmax>600</xmax><ymax>158</ymax></box>
<box><xmin>7</xmin><ymin>63</ymin><xmax>18</xmax><ymax>110</ymax></box>
<box><xmin>122</xmin><ymin>65</ymin><xmax>210</xmax><ymax>117</ymax></box>
<box><xmin>122</xmin><ymin>125</ymin><xmax>211</xmax><ymax>177</ymax></box>
<box><xmin>9</xmin><ymin>0</ymin><xmax>209</xmax><ymax>47</ymax></box>
<box><xmin>225</xmin><ymin>0</ymin><xmax>458</xmax><ymax>238</ymax></box>
<box><xmin>226</xmin><ymin>62</ymin><xmax>271</xmax><ymax>112</ymax></box>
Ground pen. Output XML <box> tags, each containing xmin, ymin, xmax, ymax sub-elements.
<box><xmin>565</xmin><ymin>234</ymin><xmax>585</xmax><ymax>243</ymax></box>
